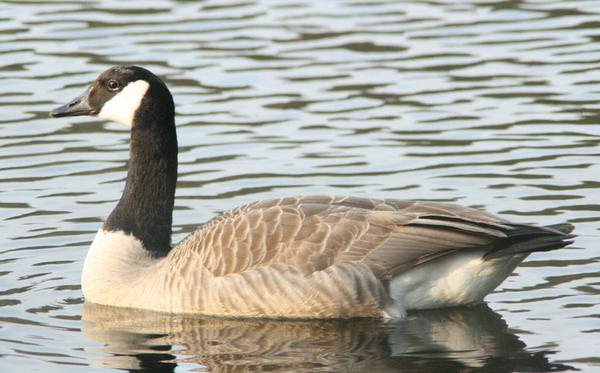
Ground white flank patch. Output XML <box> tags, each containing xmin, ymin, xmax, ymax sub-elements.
<box><xmin>387</xmin><ymin>248</ymin><xmax>528</xmax><ymax>313</ymax></box>
<box><xmin>98</xmin><ymin>80</ymin><xmax>150</xmax><ymax>127</ymax></box>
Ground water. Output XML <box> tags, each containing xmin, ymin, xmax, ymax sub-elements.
<box><xmin>0</xmin><ymin>0</ymin><xmax>599</xmax><ymax>371</ymax></box>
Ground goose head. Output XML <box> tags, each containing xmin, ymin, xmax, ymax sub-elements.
<box><xmin>50</xmin><ymin>66</ymin><xmax>178</xmax><ymax>258</ymax></box>
<box><xmin>50</xmin><ymin>65</ymin><xmax>173</xmax><ymax>128</ymax></box>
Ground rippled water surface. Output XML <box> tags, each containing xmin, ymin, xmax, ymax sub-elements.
<box><xmin>1</xmin><ymin>0</ymin><xmax>599</xmax><ymax>371</ymax></box>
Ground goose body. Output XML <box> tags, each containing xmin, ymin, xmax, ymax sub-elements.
<box><xmin>51</xmin><ymin>66</ymin><xmax>574</xmax><ymax>319</ymax></box>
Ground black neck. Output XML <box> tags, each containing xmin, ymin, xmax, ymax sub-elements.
<box><xmin>104</xmin><ymin>86</ymin><xmax>177</xmax><ymax>257</ymax></box>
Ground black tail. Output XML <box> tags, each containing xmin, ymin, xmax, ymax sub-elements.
<box><xmin>484</xmin><ymin>223</ymin><xmax>575</xmax><ymax>260</ymax></box>
<box><xmin>544</xmin><ymin>223</ymin><xmax>575</xmax><ymax>234</ymax></box>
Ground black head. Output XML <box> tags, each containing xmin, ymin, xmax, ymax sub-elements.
<box><xmin>50</xmin><ymin>66</ymin><xmax>172</xmax><ymax>128</ymax></box>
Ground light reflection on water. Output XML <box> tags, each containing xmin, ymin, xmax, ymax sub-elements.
<box><xmin>81</xmin><ymin>303</ymin><xmax>573</xmax><ymax>373</ymax></box>
<box><xmin>0</xmin><ymin>0</ymin><xmax>599</xmax><ymax>371</ymax></box>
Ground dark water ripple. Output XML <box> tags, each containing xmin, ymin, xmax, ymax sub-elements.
<box><xmin>0</xmin><ymin>0</ymin><xmax>599</xmax><ymax>371</ymax></box>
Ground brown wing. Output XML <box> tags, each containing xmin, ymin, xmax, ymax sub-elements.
<box><xmin>176</xmin><ymin>195</ymin><xmax>528</xmax><ymax>279</ymax></box>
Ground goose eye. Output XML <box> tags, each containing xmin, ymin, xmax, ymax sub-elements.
<box><xmin>107</xmin><ymin>80</ymin><xmax>120</xmax><ymax>91</ymax></box>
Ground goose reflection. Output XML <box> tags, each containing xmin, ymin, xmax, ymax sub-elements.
<box><xmin>82</xmin><ymin>302</ymin><xmax>572</xmax><ymax>372</ymax></box>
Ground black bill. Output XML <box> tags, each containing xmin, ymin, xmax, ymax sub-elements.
<box><xmin>50</xmin><ymin>86</ymin><xmax>94</xmax><ymax>118</ymax></box>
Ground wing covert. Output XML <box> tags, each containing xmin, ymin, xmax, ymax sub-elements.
<box><xmin>176</xmin><ymin>195</ymin><xmax>512</xmax><ymax>278</ymax></box>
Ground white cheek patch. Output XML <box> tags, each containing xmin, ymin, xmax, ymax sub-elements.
<box><xmin>98</xmin><ymin>80</ymin><xmax>150</xmax><ymax>127</ymax></box>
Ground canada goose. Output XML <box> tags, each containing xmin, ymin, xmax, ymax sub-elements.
<box><xmin>51</xmin><ymin>66</ymin><xmax>574</xmax><ymax>319</ymax></box>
